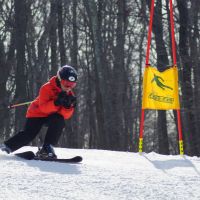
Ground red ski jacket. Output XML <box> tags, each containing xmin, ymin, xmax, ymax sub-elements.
<box><xmin>26</xmin><ymin>76</ymin><xmax>74</xmax><ymax>119</ymax></box>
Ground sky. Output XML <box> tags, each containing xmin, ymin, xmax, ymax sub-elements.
<box><xmin>0</xmin><ymin>146</ymin><xmax>200</xmax><ymax>200</ymax></box>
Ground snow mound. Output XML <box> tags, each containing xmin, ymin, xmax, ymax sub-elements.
<box><xmin>0</xmin><ymin>146</ymin><xmax>200</xmax><ymax>200</ymax></box>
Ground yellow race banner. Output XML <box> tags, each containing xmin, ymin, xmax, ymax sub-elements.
<box><xmin>142</xmin><ymin>66</ymin><xmax>180</xmax><ymax>110</ymax></box>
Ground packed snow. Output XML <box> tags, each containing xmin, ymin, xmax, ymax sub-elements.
<box><xmin>0</xmin><ymin>146</ymin><xmax>200</xmax><ymax>200</ymax></box>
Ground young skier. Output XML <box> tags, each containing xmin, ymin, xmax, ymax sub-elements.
<box><xmin>0</xmin><ymin>65</ymin><xmax>77</xmax><ymax>158</ymax></box>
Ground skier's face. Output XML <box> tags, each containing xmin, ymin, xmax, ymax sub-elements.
<box><xmin>60</xmin><ymin>79</ymin><xmax>76</xmax><ymax>91</ymax></box>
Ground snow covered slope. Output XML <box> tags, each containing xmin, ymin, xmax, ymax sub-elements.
<box><xmin>0</xmin><ymin>147</ymin><xmax>200</xmax><ymax>200</ymax></box>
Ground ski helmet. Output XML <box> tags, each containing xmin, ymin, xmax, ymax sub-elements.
<box><xmin>57</xmin><ymin>65</ymin><xmax>78</xmax><ymax>88</ymax></box>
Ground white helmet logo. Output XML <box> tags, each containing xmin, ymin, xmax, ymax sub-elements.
<box><xmin>69</xmin><ymin>76</ymin><xmax>75</xmax><ymax>81</ymax></box>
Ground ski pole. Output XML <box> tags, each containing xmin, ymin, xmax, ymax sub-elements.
<box><xmin>8</xmin><ymin>101</ymin><xmax>32</xmax><ymax>109</ymax></box>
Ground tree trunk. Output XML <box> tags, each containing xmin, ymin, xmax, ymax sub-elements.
<box><xmin>57</xmin><ymin>0</ymin><xmax>67</xmax><ymax>66</ymax></box>
<box><xmin>83</xmin><ymin>0</ymin><xmax>107</xmax><ymax>149</ymax></box>
<box><xmin>177</xmin><ymin>0</ymin><xmax>199</xmax><ymax>156</ymax></box>
<box><xmin>67</xmin><ymin>0</ymin><xmax>79</xmax><ymax>148</ymax></box>
<box><xmin>0</xmin><ymin>40</ymin><xmax>9</xmax><ymax>141</ymax></box>
<box><xmin>190</xmin><ymin>0</ymin><xmax>200</xmax><ymax>156</ymax></box>
<box><xmin>49</xmin><ymin>0</ymin><xmax>57</xmax><ymax>76</ymax></box>
<box><xmin>152</xmin><ymin>0</ymin><xmax>169</xmax><ymax>154</ymax></box>
<box><xmin>111</xmin><ymin>0</ymin><xmax>127</xmax><ymax>150</ymax></box>
<box><xmin>14</xmin><ymin>0</ymin><xmax>28</xmax><ymax>132</ymax></box>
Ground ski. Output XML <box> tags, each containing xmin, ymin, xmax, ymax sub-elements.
<box><xmin>15</xmin><ymin>151</ymin><xmax>35</xmax><ymax>160</ymax></box>
<box><xmin>15</xmin><ymin>151</ymin><xmax>82</xmax><ymax>163</ymax></box>
<box><xmin>34</xmin><ymin>155</ymin><xmax>82</xmax><ymax>163</ymax></box>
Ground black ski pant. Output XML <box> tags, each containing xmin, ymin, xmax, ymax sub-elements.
<box><xmin>5</xmin><ymin>113</ymin><xmax>65</xmax><ymax>152</ymax></box>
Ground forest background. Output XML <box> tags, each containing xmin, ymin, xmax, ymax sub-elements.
<box><xmin>0</xmin><ymin>0</ymin><xmax>199</xmax><ymax>156</ymax></box>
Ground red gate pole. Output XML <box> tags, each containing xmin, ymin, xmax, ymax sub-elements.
<box><xmin>169</xmin><ymin>0</ymin><xmax>184</xmax><ymax>155</ymax></box>
<box><xmin>138</xmin><ymin>0</ymin><xmax>155</xmax><ymax>153</ymax></box>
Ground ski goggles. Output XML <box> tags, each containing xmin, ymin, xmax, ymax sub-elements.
<box><xmin>60</xmin><ymin>79</ymin><xmax>77</xmax><ymax>89</ymax></box>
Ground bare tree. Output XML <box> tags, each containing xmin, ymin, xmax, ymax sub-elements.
<box><xmin>177</xmin><ymin>0</ymin><xmax>200</xmax><ymax>156</ymax></box>
<box><xmin>14</xmin><ymin>0</ymin><xmax>28</xmax><ymax>131</ymax></box>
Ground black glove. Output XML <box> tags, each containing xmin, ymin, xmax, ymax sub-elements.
<box><xmin>54</xmin><ymin>91</ymin><xmax>67</xmax><ymax>106</ymax></box>
<box><xmin>63</xmin><ymin>95</ymin><xmax>77</xmax><ymax>109</ymax></box>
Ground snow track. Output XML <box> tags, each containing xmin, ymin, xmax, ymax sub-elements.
<box><xmin>0</xmin><ymin>147</ymin><xmax>200</xmax><ymax>200</ymax></box>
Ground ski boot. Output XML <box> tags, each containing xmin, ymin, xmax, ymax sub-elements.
<box><xmin>0</xmin><ymin>143</ymin><xmax>11</xmax><ymax>154</ymax></box>
<box><xmin>36</xmin><ymin>144</ymin><xmax>57</xmax><ymax>159</ymax></box>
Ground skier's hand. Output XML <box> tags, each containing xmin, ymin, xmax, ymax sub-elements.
<box><xmin>54</xmin><ymin>91</ymin><xmax>67</xmax><ymax>106</ymax></box>
<box><xmin>63</xmin><ymin>95</ymin><xmax>77</xmax><ymax>109</ymax></box>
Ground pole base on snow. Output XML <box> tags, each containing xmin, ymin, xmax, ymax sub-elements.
<box><xmin>179</xmin><ymin>140</ymin><xmax>184</xmax><ymax>155</ymax></box>
<box><xmin>138</xmin><ymin>138</ymin><xmax>143</xmax><ymax>153</ymax></box>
